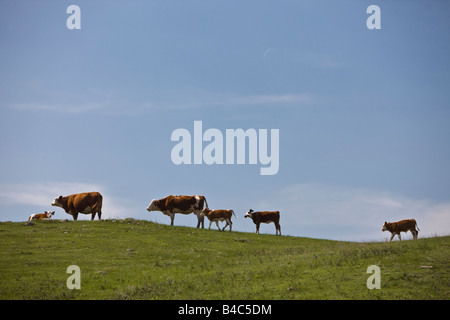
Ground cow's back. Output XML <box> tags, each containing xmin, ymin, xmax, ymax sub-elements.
<box><xmin>69</xmin><ymin>192</ymin><xmax>102</xmax><ymax>211</ymax></box>
<box><xmin>165</xmin><ymin>195</ymin><xmax>194</xmax><ymax>211</ymax></box>
<box><xmin>385</xmin><ymin>219</ymin><xmax>418</xmax><ymax>233</ymax></box>
<box><xmin>162</xmin><ymin>195</ymin><xmax>206</xmax><ymax>213</ymax></box>
<box><xmin>398</xmin><ymin>219</ymin><xmax>417</xmax><ymax>230</ymax></box>
<box><xmin>255</xmin><ymin>211</ymin><xmax>280</xmax><ymax>223</ymax></box>
<box><xmin>208</xmin><ymin>209</ymin><xmax>233</xmax><ymax>220</ymax></box>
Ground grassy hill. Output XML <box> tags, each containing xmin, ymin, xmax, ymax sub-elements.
<box><xmin>0</xmin><ymin>219</ymin><xmax>448</xmax><ymax>300</ymax></box>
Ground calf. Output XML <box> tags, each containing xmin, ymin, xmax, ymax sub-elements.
<box><xmin>28</xmin><ymin>211</ymin><xmax>55</xmax><ymax>221</ymax></box>
<box><xmin>202</xmin><ymin>208</ymin><xmax>237</xmax><ymax>232</ymax></box>
<box><xmin>244</xmin><ymin>209</ymin><xmax>281</xmax><ymax>235</ymax></box>
<box><xmin>382</xmin><ymin>219</ymin><xmax>420</xmax><ymax>241</ymax></box>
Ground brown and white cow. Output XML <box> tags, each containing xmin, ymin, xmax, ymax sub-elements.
<box><xmin>244</xmin><ymin>209</ymin><xmax>281</xmax><ymax>235</ymax></box>
<box><xmin>202</xmin><ymin>208</ymin><xmax>237</xmax><ymax>232</ymax></box>
<box><xmin>28</xmin><ymin>211</ymin><xmax>55</xmax><ymax>221</ymax></box>
<box><xmin>382</xmin><ymin>219</ymin><xmax>420</xmax><ymax>241</ymax></box>
<box><xmin>51</xmin><ymin>192</ymin><xmax>103</xmax><ymax>221</ymax></box>
<box><xmin>146</xmin><ymin>195</ymin><xmax>208</xmax><ymax>228</ymax></box>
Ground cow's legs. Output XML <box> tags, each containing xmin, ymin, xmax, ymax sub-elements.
<box><xmin>255</xmin><ymin>223</ymin><xmax>260</xmax><ymax>234</ymax></box>
<box><xmin>221</xmin><ymin>220</ymin><xmax>228</xmax><ymax>231</ymax></box>
<box><xmin>389</xmin><ymin>233</ymin><xmax>395</xmax><ymax>242</ymax></box>
<box><xmin>72</xmin><ymin>212</ymin><xmax>79</xmax><ymax>221</ymax></box>
<box><xmin>275</xmin><ymin>222</ymin><xmax>281</xmax><ymax>236</ymax></box>
<box><xmin>223</xmin><ymin>219</ymin><xmax>232</xmax><ymax>232</ymax></box>
<box><xmin>209</xmin><ymin>220</ymin><xmax>213</xmax><ymax>229</ymax></box>
<box><xmin>215</xmin><ymin>221</ymin><xmax>221</xmax><ymax>231</ymax></box>
<box><xmin>91</xmin><ymin>213</ymin><xmax>96</xmax><ymax>220</ymax></box>
<box><xmin>169</xmin><ymin>213</ymin><xmax>175</xmax><ymax>225</ymax></box>
<box><xmin>98</xmin><ymin>209</ymin><xmax>102</xmax><ymax>220</ymax></box>
<box><xmin>196</xmin><ymin>213</ymin><xmax>204</xmax><ymax>229</ymax></box>
<box><xmin>398</xmin><ymin>233</ymin><xmax>402</xmax><ymax>241</ymax></box>
<box><xmin>222</xmin><ymin>219</ymin><xmax>233</xmax><ymax>231</ymax></box>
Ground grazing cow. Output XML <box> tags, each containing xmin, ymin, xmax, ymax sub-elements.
<box><xmin>51</xmin><ymin>192</ymin><xmax>103</xmax><ymax>221</ymax></box>
<box><xmin>244</xmin><ymin>209</ymin><xmax>281</xmax><ymax>235</ymax></box>
<box><xmin>146</xmin><ymin>195</ymin><xmax>208</xmax><ymax>228</ymax></box>
<box><xmin>202</xmin><ymin>208</ymin><xmax>237</xmax><ymax>232</ymax></box>
<box><xmin>382</xmin><ymin>219</ymin><xmax>420</xmax><ymax>241</ymax></box>
<box><xmin>28</xmin><ymin>211</ymin><xmax>55</xmax><ymax>221</ymax></box>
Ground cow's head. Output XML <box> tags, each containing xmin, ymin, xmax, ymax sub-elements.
<box><xmin>51</xmin><ymin>196</ymin><xmax>63</xmax><ymax>208</ymax></box>
<box><xmin>46</xmin><ymin>211</ymin><xmax>55</xmax><ymax>218</ymax></box>
<box><xmin>244</xmin><ymin>209</ymin><xmax>254</xmax><ymax>219</ymax></box>
<box><xmin>146</xmin><ymin>199</ymin><xmax>159</xmax><ymax>212</ymax></box>
<box><xmin>382</xmin><ymin>222</ymin><xmax>388</xmax><ymax>232</ymax></box>
<box><xmin>201</xmin><ymin>208</ymin><xmax>211</xmax><ymax>217</ymax></box>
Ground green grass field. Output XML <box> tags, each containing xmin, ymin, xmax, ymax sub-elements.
<box><xmin>0</xmin><ymin>219</ymin><xmax>448</xmax><ymax>300</ymax></box>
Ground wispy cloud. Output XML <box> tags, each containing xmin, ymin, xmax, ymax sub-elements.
<box><xmin>0</xmin><ymin>182</ymin><xmax>133</xmax><ymax>221</ymax></box>
<box><xmin>141</xmin><ymin>91</ymin><xmax>315</xmax><ymax>111</ymax></box>
<box><xmin>8</xmin><ymin>90</ymin><xmax>315</xmax><ymax>115</ymax></box>
<box><xmin>0</xmin><ymin>182</ymin><xmax>100</xmax><ymax>207</ymax></box>
<box><xmin>263</xmin><ymin>48</ymin><xmax>276</xmax><ymax>59</ymax></box>
<box><xmin>2</xmin><ymin>182</ymin><xmax>448</xmax><ymax>240</ymax></box>
<box><xmin>221</xmin><ymin>93</ymin><xmax>313</xmax><ymax>106</ymax></box>
<box><xmin>254</xmin><ymin>183</ymin><xmax>450</xmax><ymax>241</ymax></box>
<box><xmin>10</xmin><ymin>102</ymin><xmax>109</xmax><ymax>114</ymax></box>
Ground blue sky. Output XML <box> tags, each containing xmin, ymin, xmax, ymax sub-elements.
<box><xmin>1</xmin><ymin>0</ymin><xmax>449</xmax><ymax>241</ymax></box>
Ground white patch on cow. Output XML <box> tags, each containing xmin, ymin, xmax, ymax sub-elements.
<box><xmin>146</xmin><ymin>200</ymin><xmax>158</xmax><ymax>211</ymax></box>
<box><xmin>51</xmin><ymin>197</ymin><xmax>63</xmax><ymax>208</ymax></box>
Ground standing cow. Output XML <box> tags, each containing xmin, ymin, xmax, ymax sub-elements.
<box><xmin>244</xmin><ymin>209</ymin><xmax>281</xmax><ymax>235</ymax></box>
<box><xmin>51</xmin><ymin>192</ymin><xmax>103</xmax><ymax>220</ymax></box>
<box><xmin>382</xmin><ymin>219</ymin><xmax>420</xmax><ymax>241</ymax></box>
<box><xmin>146</xmin><ymin>195</ymin><xmax>208</xmax><ymax>228</ymax></box>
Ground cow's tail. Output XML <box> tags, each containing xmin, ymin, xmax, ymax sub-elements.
<box><xmin>415</xmin><ymin>220</ymin><xmax>420</xmax><ymax>231</ymax></box>
<box><xmin>202</xmin><ymin>196</ymin><xmax>209</xmax><ymax>210</ymax></box>
<box><xmin>231</xmin><ymin>210</ymin><xmax>238</xmax><ymax>219</ymax></box>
